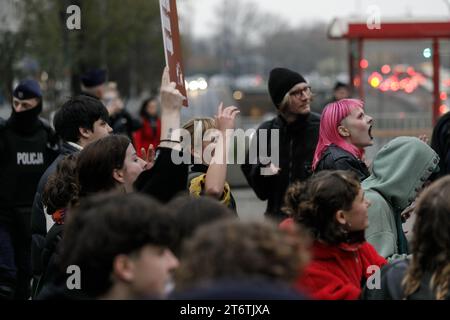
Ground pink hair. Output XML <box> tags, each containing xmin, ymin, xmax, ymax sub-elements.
<box><xmin>312</xmin><ymin>99</ymin><xmax>365</xmax><ymax>171</ymax></box>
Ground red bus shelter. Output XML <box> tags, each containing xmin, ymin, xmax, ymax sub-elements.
<box><xmin>328</xmin><ymin>19</ymin><xmax>450</xmax><ymax>124</ymax></box>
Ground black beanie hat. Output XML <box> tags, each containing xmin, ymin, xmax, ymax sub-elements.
<box><xmin>268</xmin><ymin>68</ymin><xmax>306</xmax><ymax>108</ymax></box>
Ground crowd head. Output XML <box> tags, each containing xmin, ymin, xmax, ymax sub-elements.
<box><xmin>313</xmin><ymin>99</ymin><xmax>373</xmax><ymax>170</ymax></box>
<box><xmin>175</xmin><ymin>219</ymin><xmax>310</xmax><ymax>292</ymax></box>
<box><xmin>268</xmin><ymin>67</ymin><xmax>312</xmax><ymax>118</ymax></box>
<box><xmin>77</xmin><ymin>134</ymin><xmax>147</xmax><ymax>196</ymax></box>
<box><xmin>284</xmin><ymin>170</ymin><xmax>371</xmax><ymax>244</ymax></box>
<box><xmin>403</xmin><ymin>176</ymin><xmax>450</xmax><ymax>300</ymax></box>
<box><xmin>59</xmin><ymin>192</ymin><xmax>178</xmax><ymax>299</ymax></box>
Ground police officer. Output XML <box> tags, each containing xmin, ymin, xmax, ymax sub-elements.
<box><xmin>80</xmin><ymin>68</ymin><xmax>108</xmax><ymax>100</ymax></box>
<box><xmin>0</xmin><ymin>80</ymin><xmax>59</xmax><ymax>299</ymax></box>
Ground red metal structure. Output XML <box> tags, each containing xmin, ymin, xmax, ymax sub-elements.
<box><xmin>328</xmin><ymin>19</ymin><xmax>450</xmax><ymax>124</ymax></box>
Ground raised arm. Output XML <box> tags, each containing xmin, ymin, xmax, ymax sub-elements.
<box><xmin>204</xmin><ymin>103</ymin><xmax>239</xmax><ymax>198</ymax></box>
<box><xmin>134</xmin><ymin>67</ymin><xmax>188</xmax><ymax>202</ymax></box>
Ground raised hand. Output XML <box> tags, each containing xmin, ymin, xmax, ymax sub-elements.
<box><xmin>214</xmin><ymin>102</ymin><xmax>240</xmax><ymax>132</ymax></box>
<box><xmin>160</xmin><ymin>67</ymin><xmax>185</xmax><ymax>115</ymax></box>
<box><xmin>141</xmin><ymin>144</ymin><xmax>156</xmax><ymax>170</ymax></box>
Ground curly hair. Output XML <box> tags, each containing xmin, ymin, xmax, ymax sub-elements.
<box><xmin>402</xmin><ymin>176</ymin><xmax>450</xmax><ymax>300</ymax></box>
<box><xmin>42</xmin><ymin>154</ymin><xmax>79</xmax><ymax>215</ymax></box>
<box><xmin>59</xmin><ymin>192</ymin><xmax>177</xmax><ymax>298</ymax></box>
<box><xmin>175</xmin><ymin>219</ymin><xmax>310</xmax><ymax>291</ymax></box>
<box><xmin>283</xmin><ymin>170</ymin><xmax>361</xmax><ymax>244</ymax></box>
<box><xmin>168</xmin><ymin>196</ymin><xmax>236</xmax><ymax>256</ymax></box>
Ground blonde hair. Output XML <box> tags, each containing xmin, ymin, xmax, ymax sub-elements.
<box><xmin>182</xmin><ymin>117</ymin><xmax>216</xmax><ymax>148</ymax></box>
<box><xmin>278</xmin><ymin>92</ymin><xmax>291</xmax><ymax>112</ymax></box>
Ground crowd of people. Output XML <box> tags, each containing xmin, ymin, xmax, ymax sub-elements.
<box><xmin>0</xmin><ymin>64</ymin><xmax>449</xmax><ymax>301</ymax></box>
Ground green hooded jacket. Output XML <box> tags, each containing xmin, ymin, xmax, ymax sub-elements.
<box><xmin>362</xmin><ymin>137</ymin><xmax>439</xmax><ymax>260</ymax></box>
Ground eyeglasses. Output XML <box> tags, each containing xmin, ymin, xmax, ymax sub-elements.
<box><xmin>289</xmin><ymin>86</ymin><xmax>311</xmax><ymax>98</ymax></box>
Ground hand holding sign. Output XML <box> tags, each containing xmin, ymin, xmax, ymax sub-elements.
<box><xmin>159</xmin><ymin>0</ymin><xmax>188</xmax><ymax>106</ymax></box>
<box><xmin>160</xmin><ymin>66</ymin><xmax>184</xmax><ymax>114</ymax></box>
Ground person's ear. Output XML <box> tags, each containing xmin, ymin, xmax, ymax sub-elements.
<box><xmin>96</xmin><ymin>85</ymin><xmax>105</xmax><ymax>100</ymax></box>
<box><xmin>337</xmin><ymin>125</ymin><xmax>350</xmax><ymax>137</ymax></box>
<box><xmin>113</xmin><ymin>168</ymin><xmax>125</xmax><ymax>184</ymax></box>
<box><xmin>79</xmin><ymin>127</ymin><xmax>92</xmax><ymax>140</ymax></box>
<box><xmin>335</xmin><ymin>210</ymin><xmax>347</xmax><ymax>225</ymax></box>
<box><xmin>112</xmin><ymin>254</ymin><xmax>135</xmax><ymax>282</ymax></box>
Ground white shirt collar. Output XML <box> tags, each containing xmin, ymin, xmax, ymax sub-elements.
<box><xmin>67</xmin><ymin>141</ymin><xmax>83</xmax><ymax>151</ymax></box>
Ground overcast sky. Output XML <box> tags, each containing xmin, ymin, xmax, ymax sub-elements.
<box><xmin>179</xmin><ymin>0</ymin><xmax>450</xmax><ymax>38</ymax></box>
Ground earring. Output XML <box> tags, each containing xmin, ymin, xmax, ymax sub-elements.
<box><xmin>340</xmin><ymin>224</ymin><xmax>349</xmax><ymax>235</ymax></box>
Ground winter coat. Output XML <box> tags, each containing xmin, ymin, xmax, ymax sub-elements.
<box><xmin>133</xmin><ymin>115</ymin><xmax>161</xmax><ymax>157</ymax></box>
<box><xmin>30</xmin><ymin>142</ymin><xmax>79</xmax><ymax>282</ymax></box>
<box><xmin>134</xmin><ymin>147</ymin><xmax>188</xmax><ymax>203</ymax></box>
<box><xmin>241</xmin><ymin>113</ymin><xmax>320</xmax><ymax>220</ymax></box>
<box><xmin>362</xmin><ymin>259</ymin><xmax>450</xmax><ymax>300</ymax></box>
<box><xmin>0</xmin><ymin>115</ymin><xmax>59</xmax><ymax>224</ymax></box>
<box><xmin>431</xmin><ymin>111</ymin><xmax>450</xmax><ymax>178</ymax></box>
<box><xmin>109</xmin><ymin>109</ymin><xmax>141</xmax><ymax>140</ymax></box>
<box><xmin>296</xmin><ymin>240</ymin><xmax>387</xmax><ymax>300</ymax></box>
<box><xmin>314</xmin><ymin>144</ymin><xmax>370</xmax><ymax>181</ymax></box>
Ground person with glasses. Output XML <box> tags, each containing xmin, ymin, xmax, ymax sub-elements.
<box><xmin>241</xmin><ymin>67</ymin><xmax>320</xmax><ymax>221</ymax></box>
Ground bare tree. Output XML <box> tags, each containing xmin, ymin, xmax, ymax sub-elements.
<box><xmin>212</xmin><ymin>0</ymin><xmax>286</xmax><ymax>75</ymax></box>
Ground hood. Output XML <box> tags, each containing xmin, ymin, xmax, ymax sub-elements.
<box><xmin>362</xmin><ymin>137</ymin><xmax>439</xmax><ymax>212</ymax></box>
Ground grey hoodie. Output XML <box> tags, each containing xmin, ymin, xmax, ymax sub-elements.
<box><xmin>362</xmin><ymin>137</ymin><xmax>439</xmax><ymax>259</ymax></box>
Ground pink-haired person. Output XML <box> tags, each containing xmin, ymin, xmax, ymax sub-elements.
<box><xmin>312</xmin><ymin>99</ymin><xmax>373</xmax><ymax>181</ymax></box>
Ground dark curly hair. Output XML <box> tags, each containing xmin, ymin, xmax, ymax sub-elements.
<box><xmin>403</xmin><ymin>176</ymin><xmax>450</xmax><ymax>300</ymax></box>
<box><xmin>175</xmin><ymin>219</ymin><xmax>310</xmax><ymax>291</ymax></box>
<box><xmin>59</xmin><ymin>192</ymin><xmax>177</xmax><ymax>298</ymax></box>
<box><xmin>168</xmin><ymin>196</ymin><xmax>236</xmax><ymax>256</ymax></box>
<box><xmin>42</xmin><ymin>154</ymin><xmax>79</xmax><ymax>215</ymax></box>
<box><xmin>283</xmin><ymin>170</ymin><xmax>361</xmax><ymax>245</ymax></box>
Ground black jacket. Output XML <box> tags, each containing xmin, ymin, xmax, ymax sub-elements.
<box><xmin>241</xmin><ymin>113</ymin><xmax>320</xmax><ymax>220</ymax></box>
<box><xmin>362</xmin><ymin>259</ymin><xmax>450</xmax><ymax>300</ymax></box>
<box><xmin>315</xmin><ymin>144</ymin><xmax>370</xmax><ymax>181</ymax></box>
<box><xmin>109</xmin><ymin>109</ymin><xmax>141</xmax><ymax>139</ymax></box>
<box><xmin>431</xmin><ymin>112</ymin><xmax>450</xmax><ymax>179</ymax></box>
<box><xmin>0</xmin><ymin>116</ymin><xmax>59</xmax><ymax>224</ymax></box>
<box><xmin>30</xmin><ymin>142</ymin><xmax>79</xmax><ymax>278</ymax></box>
<box><xmin>134</xmin><ymin>147</ymin><xmax>188</xmax><ymax>203</ymax></box>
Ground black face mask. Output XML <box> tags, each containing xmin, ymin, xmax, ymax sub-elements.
<box><xmin>9</xmin><ymin>101</ymin><xmax>43</xmax><ymax>134</ymax></box>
